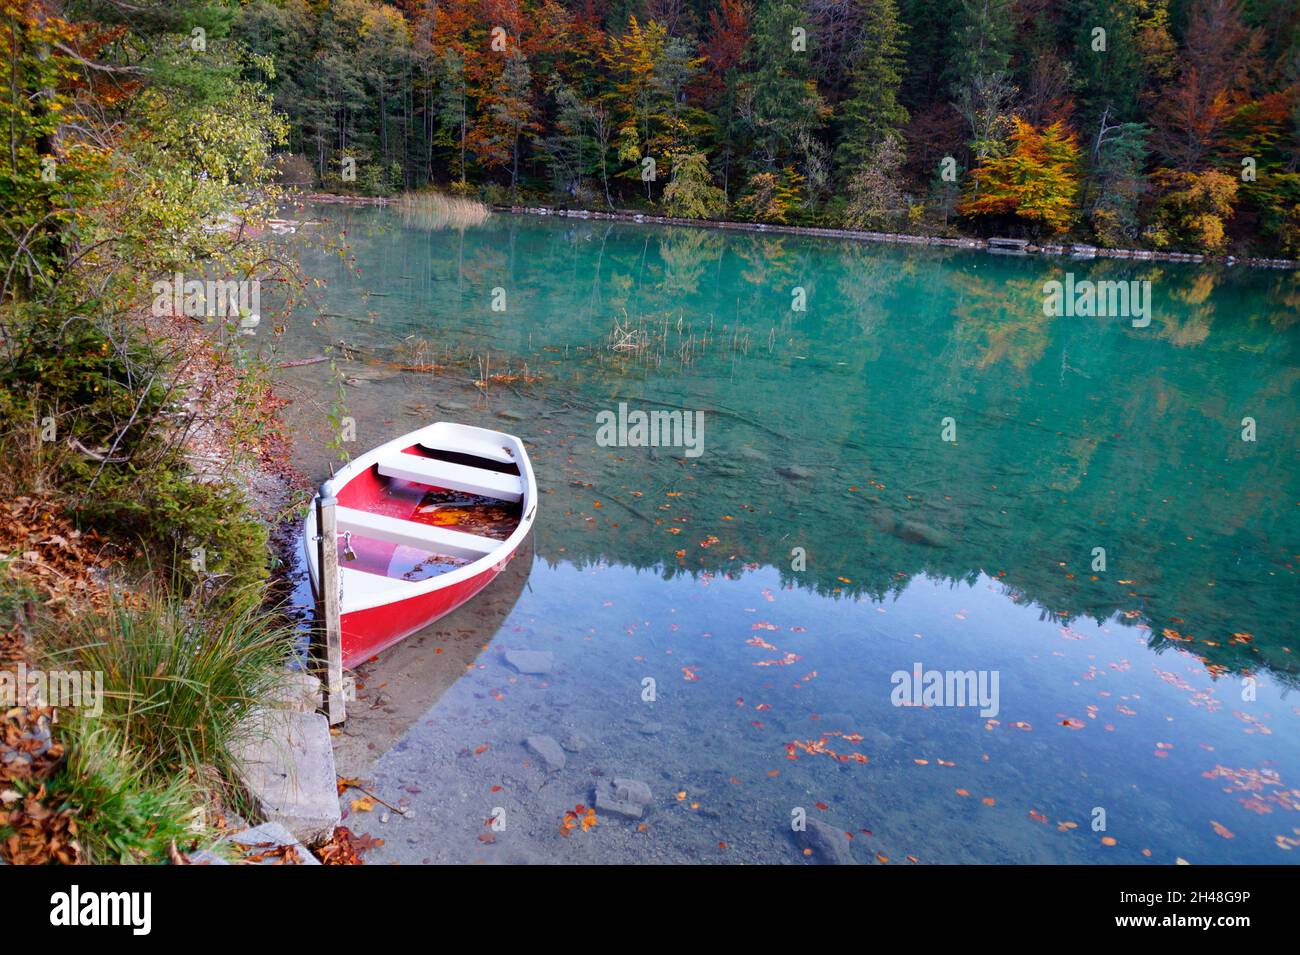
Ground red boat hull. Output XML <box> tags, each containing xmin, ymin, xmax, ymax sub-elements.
<box><xmin>338</xmin><ymin>554</ymin><xmax>512</xmax><ymax>667</ymax></box>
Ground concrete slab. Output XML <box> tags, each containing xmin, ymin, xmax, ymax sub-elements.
<box><xmin>231</xmin><ymin>709</ymin><xmax>340</xmax><ymax>846</ymax></box>
<box><xmin>224</xmin><ymin>821</ymin><xmax>321</xmax><ymax>865</ymax></box>
<box><xmin>266</xmin><ymin>668</ymin><xmax>322</xmax><ymax>713</ymax></box>
<box><xmin>187</xmin><ymin>849</ymin><xmax>230</xmax><ymax>865</ymax></box>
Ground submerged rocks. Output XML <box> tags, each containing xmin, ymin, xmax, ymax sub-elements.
<box><xmin>871</xmin><ymin>511</ymin><xmax>952</xmax><ymax>548</ymax></box>
<box><xmin>593</xmin><ymin>777</ymin><xmax>653</xmax><ymax>820</ymax></box>
<box><xmin>702</xmin><ymin>459</ymin><xmax>745</xmax><ymax>478</ymax></box>
<box><xmin>524</xmin><ymin>735</ymin><xmax>566</xmax><ymax>773</ymax></box>
<box><xmin>561</xmin><ymin>734</ymin><xmax>588</xmax><ymax>753</ymax></box>
<box><xmin>776</xmin><ymin>464</ymin><xmax>814</xmax><ymax>482</ymax></box>
<box><xmin>895</xmin><ymin>520</ymin><xmax>952</xmax><ymax>548</ymax></box>
<box><xmin>504</xmin><ymin>649</ymin><xmax>554</xmax><ymax>675</ymax></box>
<box><xmin>798</xmin><ymin>818</ymin><xmax>856</xmax><ymax>865</ymax></box>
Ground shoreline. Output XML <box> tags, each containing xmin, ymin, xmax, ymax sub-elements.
<box><xmin>294</xmin><ymin>193</ymin><xmax>1298</xmax><ymax>270</ymax></box>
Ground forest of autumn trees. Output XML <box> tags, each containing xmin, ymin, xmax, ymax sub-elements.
<box><xmin>231</xmin><ymin>0</ymin><xmax>1300</xmax><ymax>254</ymax></box>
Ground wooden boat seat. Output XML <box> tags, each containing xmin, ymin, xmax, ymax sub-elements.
<box><xmin>419</xmin><ymin>438</ymin><xmax>516</xmax><ymax>465</ymax></box>
<box><xmin>338</xmin><ymin>565</ymin><xmax>416</xmax><ymax>603</ymax></box>
<box><xmin>377</xmin><ymin>453</ymin><xmax>524</xmax><ymax>503</ymax></box>
<box><xmin>335</xmin><ymin>506</ymin><xmax>499</xmax><ymax>560</ymax></box>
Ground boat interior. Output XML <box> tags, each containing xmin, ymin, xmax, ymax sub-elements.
<box><xmin>331</xmin><ymin>440</ymin><xmax>524</xmax><ymax>586</ymax></box>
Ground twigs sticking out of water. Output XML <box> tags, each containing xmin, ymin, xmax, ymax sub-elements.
<box><xmin>473</xmin><ymin>351</ymin><xmax>544</xmax><ymax>391</ymax></box>
<box><xmin>391</xmin><ymin>335</ymin><xmax>450</xmax><ymax>373</ymax></box>
<box><xmin>609</xmin><ymin>314</ymin><xmax>650</xmax><ymax>352</ymax></box>
<box><xmin>605</xmin><ymin>309</ymin><xmax>753</xmax><ymax>370</ymax></box>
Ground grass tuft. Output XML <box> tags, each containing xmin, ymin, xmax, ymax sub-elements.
<box><xmin>40</xmin><ymin>586</ymin><xmax>291</xmax><ymax>787</ymax></box>
<box><xmin>396</xmin><ymin>190</ymin><xmax>492</xmax><ymax>230</ymax></box>
<box><xmin>43</xmin><ymin>723</ymin><xmax>199</xmax><ymax>864</ymax></box>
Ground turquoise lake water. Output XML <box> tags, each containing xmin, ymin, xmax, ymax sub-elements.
<box><xmin>271</xmin><ymin>206</ymin><xmax>1300</xmax><ymax>864</ymax></box>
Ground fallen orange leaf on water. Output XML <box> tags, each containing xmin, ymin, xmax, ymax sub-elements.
<box><xmin>1101</xmin><ymin>836</ymin><xmax>1118</xmax><ymax>846</ymax></box>
<box><xmin>1211</xmin><ymin>820</ymin><xmax>1235</xmax><ymax>839</ymax></box>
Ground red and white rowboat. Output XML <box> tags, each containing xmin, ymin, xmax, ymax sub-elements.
<box><xmin>303</xmin><ymin>421</ymin><xmax>537</xmax><ymax>668</ymax></box>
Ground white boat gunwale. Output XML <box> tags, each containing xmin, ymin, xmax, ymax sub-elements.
<box><xmin>303</xmin><ymin>421</ymin><xmax>538</xmax><ymax>615</ymax></box>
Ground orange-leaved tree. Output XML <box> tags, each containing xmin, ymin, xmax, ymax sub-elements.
<box><xmin>959</xmin><ymin>118</ymin><xmax>1081</xmax><ymax>234</ymax></box>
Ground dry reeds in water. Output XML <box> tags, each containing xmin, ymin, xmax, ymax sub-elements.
<box><xmin>396</xmin><ymin>191</ymin><xmax>492</xmax><ymax>231</ymax></box>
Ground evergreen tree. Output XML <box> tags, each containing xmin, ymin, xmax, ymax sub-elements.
<box><xmin>834</xmin><ymin>0</ymin><xmax>909</xmax><ymax>178</ymax></box>
<box><xmin>948</xmin><ymin>0</ymin><xmax>1015</xmax><ymax>94</ymax></box>
<box><xmin>743</xmin><ymin>0</ymin><xmax>827</xmax><ymax>174</ymax></box>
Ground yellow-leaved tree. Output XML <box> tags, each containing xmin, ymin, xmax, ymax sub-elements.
<box><xmin>959</xmin><ymin>119</ymin><xmax>1081</xmax><ymax>234</ymax></box>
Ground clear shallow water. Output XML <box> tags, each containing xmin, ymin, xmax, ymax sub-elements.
<box><xmin>270</xmin><ymin>206</ymin><xmax>1300</xmax><ymax>864</ymax></box>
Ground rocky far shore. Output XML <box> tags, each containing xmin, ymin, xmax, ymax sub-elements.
<box><xmin>292</xmin><ymin>193</ymin><xmax>1297</xmax><ymax>270</ymax></box>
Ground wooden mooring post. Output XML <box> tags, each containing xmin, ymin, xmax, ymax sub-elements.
<box><xmin>314</xmin><ymin>483</ymin><xmax>346</xmax><ymax>725</ymax></box>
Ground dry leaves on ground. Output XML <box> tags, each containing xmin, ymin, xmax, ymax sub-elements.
<box><xmin>316</xmin><ymin>825</ymin><xmax>384</xmax><ymax>865</ymax></box>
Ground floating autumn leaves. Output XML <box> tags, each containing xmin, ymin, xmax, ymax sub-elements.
<box><xmin>984</xmin><ymin>719</ymin><xmax>1034</xmax><ymax>732</ymax></box>
<box><xmin>785</xmin><ymin>731</ymin><xmax>869</xmax><ymax>765</ymax></box>
<box><xmin>746</xmin><ymin>623</ymin><xmax>803</xmax><ymax>668</ymax></box>
<box><xmin>1276</xmin><ymin>829</ymin><xmax>1300</xmax><ymax>851</ymax></box>
<box><xmin>756</xmin><ymin>652</ymin><xmax>802</xmax><ymax>668</ymax></box>
<box><xmin>1203</xmin><ymin>764</ymin><xmax>1298</xmax><ymax>815</ymax></box>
